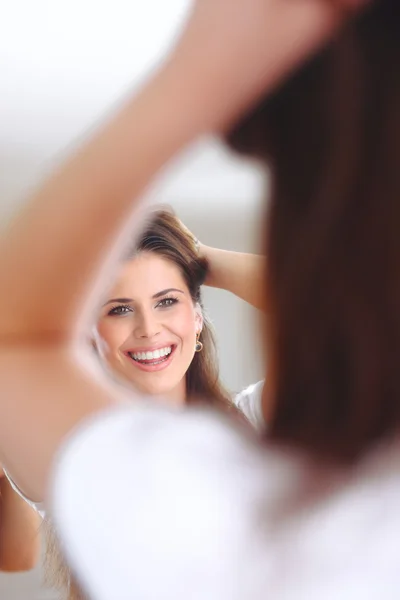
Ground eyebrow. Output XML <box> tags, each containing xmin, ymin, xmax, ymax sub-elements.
<box><xmin>103</xmin><ymin>288</ymin><xmax>185</xmax><ymax>306</ymax></box>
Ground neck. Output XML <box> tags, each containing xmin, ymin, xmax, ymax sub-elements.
<box><xmin>156</xmin><ymin>378</ymin><xmax>187</xmax><ymax>408</ymax></box>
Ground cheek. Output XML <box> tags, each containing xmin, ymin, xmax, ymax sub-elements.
<box><xmin>169</xmin><ymin>306</ymin><xmax>197</xmax><ymax>344</ymax></box>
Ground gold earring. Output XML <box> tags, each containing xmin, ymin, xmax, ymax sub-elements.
<box><xmin>195</xmin><ymin>332</ymin><xmax>203</xmax><ymax>352</ymax></box>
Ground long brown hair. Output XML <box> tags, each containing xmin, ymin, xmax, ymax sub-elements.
<box><xmin>227</xmin><ymin>0</ymin><xmax>400</xmax><ymax>462</ymax></box>
<box><xmin>44</xmin><ymin>208</ymin><xmax>234</xmax><ymax>599</ymax></box>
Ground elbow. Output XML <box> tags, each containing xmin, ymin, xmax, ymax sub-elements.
<box><xmin>0</xmin><ymin>550</ymin><xmax>40</xmax><ymax>573</ymax></box>
<box><xmin>0</xmin><ymin>536</ymin><xmax>41</xmax><ymax>573</ymax></box>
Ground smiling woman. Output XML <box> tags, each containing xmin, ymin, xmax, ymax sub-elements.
<box><xmin>95</xmin><ymin>208</ymin><xmax>231</xmax><ymax>408</ymax></box>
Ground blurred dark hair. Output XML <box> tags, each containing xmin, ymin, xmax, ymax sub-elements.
<box><xmin>227</xmin><ymin>0</ymin><xmax>400</xmax><ymax>462</ymax></box>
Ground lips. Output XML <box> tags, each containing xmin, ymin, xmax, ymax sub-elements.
<box><xmin>124</xmin><ymin>345</ymin><xmax>177</xmax><ymax>372</ymax></box>
<box><xmin>129</xmin><ymin>345</ymin><xmax>172</xmax><ymax>363</ymax></box>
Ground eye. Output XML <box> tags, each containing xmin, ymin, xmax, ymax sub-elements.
<box><xmin>107</xmin><ymin>304</ymin><xmax>133</xmax><ymax>317</ymax></box>
<box><xmin>156</xmin><ymin>297</ymin><xmax>179</xmax><ymax>309</ymax></box>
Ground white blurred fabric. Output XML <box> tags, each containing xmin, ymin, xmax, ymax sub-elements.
<box><xmin>50</xmin><ymin>403</ymin><xmax>400</xmax><ymax>600</ymax></box>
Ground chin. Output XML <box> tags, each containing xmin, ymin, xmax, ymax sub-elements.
<box><xmin>130</xmin><ymin>378</ymin><xmax>179</xmax><ymax>401</ymax></box>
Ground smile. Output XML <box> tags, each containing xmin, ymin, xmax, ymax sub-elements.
<box><xmin>125</xmin><ymin>345</ymin><xmax>176</xmax><ymax>372</ymax></box>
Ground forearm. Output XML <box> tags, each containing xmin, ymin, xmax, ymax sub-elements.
<box><xmin>0</xmin><ymin>478</ymin><xmax>41</xmax><ymax>572</ymax></box>
<box><xmin>201</xmin><ymin>245</ymin><xmax>267</xmax><ymax>311</ymax></box>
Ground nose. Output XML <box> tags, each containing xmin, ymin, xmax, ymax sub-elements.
<box><xmin>134</xmin><ymin>309</ymin><xmax>161</xmax><ymax>339</ymax></box>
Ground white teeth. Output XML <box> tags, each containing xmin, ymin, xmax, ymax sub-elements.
<box><xmin>131</xmin><ymin>346</ymin><xmax>172</xmax><ymax>362</ymax></box>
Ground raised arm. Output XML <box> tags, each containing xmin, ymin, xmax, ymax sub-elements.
<box><xmin>0</xmin><ymin>0</ymin><xmax>349</xmax><ymax>504</ymax></box>
<box><xmin>201</xmin><ymin>245</ymin><xmax>266</xmax><ymax>311</ymax></box>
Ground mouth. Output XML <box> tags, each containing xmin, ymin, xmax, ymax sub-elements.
<box><xmin>125</xmin><ymin>345</ymin><xmax>177</xmax><ymax>372</ymax></box>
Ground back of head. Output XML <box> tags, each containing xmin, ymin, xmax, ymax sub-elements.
<box><xmin>227</xmin><ymin>0</ymin><xmax>400</xmax><ymax>462</ymax></box>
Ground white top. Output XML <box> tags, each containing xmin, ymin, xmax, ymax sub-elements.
<box><xmin>233</xmin><ymin>380</ymin><xmax>265</xmax><ymax>431</ymax></box>
<box><xmin>47</xmin><ymin>403</ymin><xmax>400</xmax><ymax>600</ymax></box>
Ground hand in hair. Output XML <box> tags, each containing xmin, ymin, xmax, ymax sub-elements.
<box><xmin>174</xmin><ymin>216</ymin><xmax>266</xmax><ymax>310</ymax></box>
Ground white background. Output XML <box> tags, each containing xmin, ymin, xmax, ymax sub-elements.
<box><xmin>0</xmin><ymin>1</ymin><xmax>266</xmax><ymax>597</ymax></box>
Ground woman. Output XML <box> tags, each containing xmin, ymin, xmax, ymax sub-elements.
<box><xmin>1</xmin><ymin>0</ymin><xmax>397</xmax><ymax>599</ymax></box>
<box><xmin>94</xmin><ymin>208</ymin><xmax>265</xmax><ymax>416</ymax></box>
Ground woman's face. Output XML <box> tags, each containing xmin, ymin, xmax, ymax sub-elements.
<box><xmin>96</xmin><ymin>252</ymin><xmax>202</xmax><ymax>404</ymax></box>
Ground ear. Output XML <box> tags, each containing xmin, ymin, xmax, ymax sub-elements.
<box><xmin>194</xmin><ymin>303</ymin><xmax>204</xmax><ymax>334</ymax></box>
